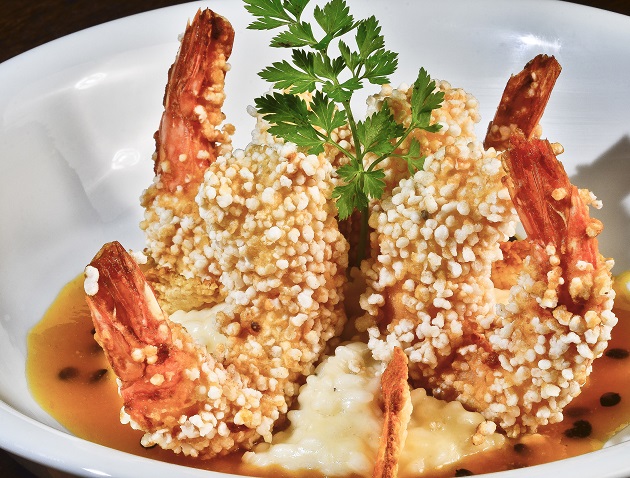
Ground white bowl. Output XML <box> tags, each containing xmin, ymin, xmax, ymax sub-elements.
<box><xmin>1</xmin><ymin>0</ymin><xmax>630</xmax><ymax>477</ymax></box>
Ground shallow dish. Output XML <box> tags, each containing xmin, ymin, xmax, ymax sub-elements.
<box><xmin>1</xmin><ymin>0</ymin><xmax>630</xmax><ymax>477</ymax></box>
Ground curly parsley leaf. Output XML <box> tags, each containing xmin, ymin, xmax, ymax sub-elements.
<box><xmin>259</xmin><ymin>56</ymin><xmax>317</xmax><ymax>93</ymax></box>
<box><xmin>333</xmin><ymin>160</ymin><xmax>386</xmax><ymax>220</ymax></box>
<box><xmin>309</xmin><ymin>91</ymin><xmax>348</xmax><ymax>136</ymax></box>
<box><xmin>411</xmin><ymin>67</ymin><xmax>445</xmax><ymax>129</ymax></box>
<box><xmin>356</xmin><ymin>105</ymin><xmax>404</xmax><ymax>158</ymax></box>
<box><xmin>313</xmin><ymin>0</ymin><xmax>355</xmax><ymax>49</ymax></box>
<box><xmin>244</xmin><ymin>0</ymin><xmax>297</xmax><ymax>30</ymax></box>
<box><xmin>332</xmin><ymin>181</ymin><xmax>365</xmax><ymax>221</ymax></box>
<box><xmin>401</xmin><ymin>138</ymin><xmax>426</xmax><ymax>175</ymax></box>
<box><xmin>270</xmin><ymin>22</ymin><xmax>317</xmax><ymax>48</ymax></box>
<box><xmin>362</xmin><ymin>169</ymin><xmax>386</xmax><ymax>202</ymax></box>
<box><xmin>254</xmin><ymin>92</ymin><xmax>324</xmax><ymax>153</ymax></box>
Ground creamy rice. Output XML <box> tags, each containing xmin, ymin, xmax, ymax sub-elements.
<box><xmin>399</xmin><ymin>388</ymin><xmax>506</xmax><ymax>476</ymax></box>
<box><xmin>243</xmin><ymin>342</ymin><xmax>384</xmax><ymax>476</ymax></box>
<box><xmin>243</xmin><ymin>341</ymin><xmax>506</xmax><ymax>477</ymax></box>
<box><xmin>169</xmin><ymin>304</ymin><xmax>230</xmax><ymax>355</ymax></box>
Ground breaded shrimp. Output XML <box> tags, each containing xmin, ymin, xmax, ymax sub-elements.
<box><xmin>357</xmin><ymin>84</ymin><xmax>517</xmax><ymax>377</ymax></box>
<box><xmin>140</xmin><ymin>9</ymin><xmax>234</xmax><ymax>313</ymax></box>
<box><xmin>84</xmin><ymin>8</ymin><xmax>349</xmax><ymax>458</ymax></box>
<box><xmin>431</xmin><ymin>132</ymin><xmax>616</xmax><ymax>436</ymax></box>
<box><xmin>360</xmin><ymin>55</ymin><xmax>616</xmax><ymax>436</ymax></box>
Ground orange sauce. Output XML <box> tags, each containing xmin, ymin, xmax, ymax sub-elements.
<box><xmin>27</xmin><ymin>273</ymin><xmax>630</xmax><ymax>477</ymax></box>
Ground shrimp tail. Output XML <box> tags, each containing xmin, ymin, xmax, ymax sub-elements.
<box><xmin>86</xmin><ymin>241</ymin><xmax>201</xmax><ymax>430</ymax></box>
<box><xmin>140</xmin><ymin>8</ymin><xmax>235</xmax><ymax>304</ymax></box>
<box><xmin>154</xmin><ymin>8</ymin><xmax>234</xmax><ymax>192</ymax></box>
<box><xmin>484</xmin><ymin>54</ymin><xmax>562</xmax><ymax>150</ymax></box>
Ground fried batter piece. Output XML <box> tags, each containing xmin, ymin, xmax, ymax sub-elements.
<box><xmin>373</xmin><ymin>347</ymin><xmax>411</xmax><ymax>478</ymax></box>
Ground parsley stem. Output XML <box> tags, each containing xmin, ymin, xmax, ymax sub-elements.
<box><xmin>342</xmin><ymin>99</ymin><xmax>364</xmax><ymax>164</ymax></box>
<box><xmin>357</xmin><ymin>205</ymin><xmax>369</xmax><ymax>266</ymax></box>
<box><xmin>310</xmin><ymin>126</ymin><xmax>356</xmax><ymax>161</ymax></box>
<box><xmin>367</xmin><ymin>124</ymin><xmax>414</xmax><ymax>173</ymax></box>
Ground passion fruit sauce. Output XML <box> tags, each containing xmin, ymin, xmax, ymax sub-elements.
<box><xmin>26</xmin><ymin>274</ymin><xmax>630</xmax><ymax>477</ymax></box>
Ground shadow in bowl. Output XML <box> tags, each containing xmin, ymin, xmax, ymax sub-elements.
<box><xmin>571</xmin><ymin>135</ymin><xmax>630</xmax><ymax>272</ymax></box>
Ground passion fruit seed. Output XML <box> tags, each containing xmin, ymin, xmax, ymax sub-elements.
<box><xmin>513</xmin><ymin>443</ymin><xmax>529</xmax><ymax>454</ymax></box>
<box><xmin>455</xmin><ymin>469</ymin><xmax>474</xmax><ymax>477</ymax></box>
<box><xmin>605</xmin><ymin>348</ymin><xmax>629</xmax><ymax>359</ymax></box>
<box><xmin>89</xmin><ymin>369</ymin><xmax>108</xmax><ymax>383</ymax></box>
<box><xmin>600</xmin><ymin>392</ymin><xmax>621</xmax><ymax>407</ymax></box>
<box><xmin>564</xmin><ymin>420</ymin><xmax>592</xmax><ymax>439</ymax></box>
<box><xmin>58</xmin><ymin>366</ymin><xmax>79</xmax><ymax>381</ymax></box>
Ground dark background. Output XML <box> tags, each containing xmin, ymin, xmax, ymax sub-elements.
<box><xmin>1</xmin><ymin>0</ymin><xmax>630</xmax><ymax>64</ymax></box>
<box><xmin>0</xmin><ymin>0</ymin><xmax>629</xmax><ymax>477</ymax></box>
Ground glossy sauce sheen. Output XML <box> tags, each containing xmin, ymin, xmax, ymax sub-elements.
<box><xmin>27</xmin><ymin>274</ymin><xmax>630</xmax><ymax>477</ymax></box>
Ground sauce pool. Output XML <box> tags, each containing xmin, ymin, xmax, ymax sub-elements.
<box><xmin>26</xmin><ymin>273</ymin><xmax>630</xmax><ymax>477</ymax></box>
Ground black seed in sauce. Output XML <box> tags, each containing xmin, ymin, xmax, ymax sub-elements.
<box><xmin>251</xmin><ymin>321</ymin><xmax>261</xmax><ymax>332</ymax></box>
<box><xmin>605</xmin><ymin>348</ymin><xmax>629</xmax><ymax>359</ymax></box>
<box><xmin>90</xmin><ymin>328</ymin><xmax>96</xmax><ymax>335</ymax></box>
<box><xmin>513</xmin><ymin>443</ymin><xmax>529</xmax><ymax>454</ymax></box>
<box><xmin>421</xmin><ymin>210</ymin><xmax>429</xmax><ymax>221</ymax></box>
<box><xmin>89</xmin><ymin>369</ymin><xmax>108</xmax><ymax>383</ymax></box>
<box><xmin>600</xmin><ymin>392</ymin><xmax>621</xmax><ymax>407</ymax></box>
<box><xmin>564</xmin><ymin>419</ymin><xmax>592</xmax><ymax>439</ymax></box>
<box><xmin>455</xmin><ymin>469</ymin><xmax>474</xmax><ymax>477</ymax></box>
<box><xmin>58</xmin><ymin>366</ymin><xmax>79</xmax><ymax>381</ymax></box>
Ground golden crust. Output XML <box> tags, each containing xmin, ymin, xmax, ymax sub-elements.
<box><xmin>491</xmin><ymin>240</ymin><xmax>533</xmax><ymax>290</ymax></box>
<box><xmin>373</xmin><ymin>347</ymin><xmax>412</xmax><ymax>478</ymax></box>
<box><xmin>144</xmin><ymin>261</ymin><xmax>221</xmax><ymax>315</ymax></box>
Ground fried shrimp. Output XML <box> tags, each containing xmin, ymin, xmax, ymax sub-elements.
<box><xmin>360</xmin><ymin>55</ymin><xmax>616</xmax><ymax>436</ymax></box>
<box><xmin>140</xmin><ymin>9</ymin><xmax>234</xmax><ymax>313</ymax></box>
<box><xmin>357</xmin><ymin>83</ymin><xmax>517</xmax><ymax>376</ymax></box>
<box><xmin>84</xmin><ymin>8</ymin><xmax>348</xmax><ymax>458</ymax></box>
<box><xmin>432</xmin><ymin>131</ymin><xmax>616</xmax><ymax>436</ymax></box>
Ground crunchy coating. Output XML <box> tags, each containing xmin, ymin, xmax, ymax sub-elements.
<box><xmin>359</xmin><ymin>81</ymin><xmax>517</xmax><ymax>377</ymax></box>
<box><xmin>365</xmin><ymin>80</ymin><xmax>483</xmax><ymax>193</ymax></box>
<box><xmin>195</xmin><ymin>135</ymin><xmax>350</xmax><ymax>393</ymax></box>
<box><xmin>85</xmin><ymin>8</ymin><xmax>349</xmax><ymax>459</ymax></box>
<box><xmin>86</xmin><ymin>132</ymin><xmax>350</xmax><ymax>458</ymax></box>
<box><xmin>432</xmin><ymin>134</ymin><xmax>616</xmax><ymax>436</ymax></box>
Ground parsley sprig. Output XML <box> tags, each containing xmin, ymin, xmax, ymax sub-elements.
<box><xmin>244</xmin><ymin>0</ymin><xmax>444</xmax><ymax>263</ymax></box>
